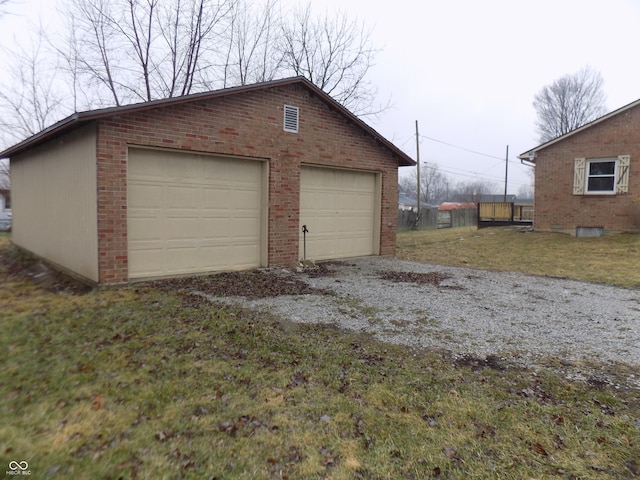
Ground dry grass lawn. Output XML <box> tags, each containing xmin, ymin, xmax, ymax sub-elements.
<box><xmin>1</xmin><ymin>233</ymin><xmax>639</xmax><ymax>479</ymax></box>
<box><xmin>397</xmin><ymin>227</ymin><xmax>640</xmax><ymax>288</ymax></box>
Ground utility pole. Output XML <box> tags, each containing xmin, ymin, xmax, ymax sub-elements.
<box><xmin>415</xmin><ymin>120</ymin><xmax>421</xmax><ymax>215</ymax></box>
<box><xmin>504</xmin><ymin>145</ymin><xmax>509</xmax><ymax>202</ymax></box>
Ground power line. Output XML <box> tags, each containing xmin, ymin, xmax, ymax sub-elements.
<box><xmin>398</xmin><ymin>133</ymin><xmax>532</xmax><ymax>187</ymax></box>
<box><xmin>420</xmin><ymin>135</ymin><xmax>504</xmax><ymax>160</ymax></box>
<box><xmin>420</xmin><ymin>160</ymin><xmax>531</xmax><ymax>187</ymax></box>
<box><xmin>419</xmin><ymin>134</ymin><xmax>524</xmax><ymax>166</ymax></box>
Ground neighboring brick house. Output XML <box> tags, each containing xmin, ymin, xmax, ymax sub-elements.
<box><xmin>519</xmin><ymin>100</ymin><xmax>640</xmax><ymax>235</ymax></box>
<box><xmin>0</xmin><ymin>77</ymin><xmax>414</xmax><ymax>285</ymax></box>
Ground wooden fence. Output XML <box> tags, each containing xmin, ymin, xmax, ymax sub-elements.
<box><xmin>398</xmin><ymin>208</ymin><xmax>477</xmax><ymax>231</ymax></box>
<box><xmin>477</xmin><ymin>202</ymin><xmax>533</xmax><ymax>228</ymax></box>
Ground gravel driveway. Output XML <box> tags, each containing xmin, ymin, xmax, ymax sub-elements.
<box><xmin>199</xmin><ymin>257</ymin><xmax>640</xmax><ymax>388</ymax></box>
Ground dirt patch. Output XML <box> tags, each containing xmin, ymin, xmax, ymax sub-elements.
<box><xmin>302</xmin><ymin>261</ymin><xmax>351</xmax><ymax>278</ymax></box>
<box><xmin>0</xmin><ymin>242</ymin><xmax>93</xmax><ymax>295</ymax></box>
<box><xmin>151</xmin><ymin>269</ymin><xmax>331</xmax><ymax>299</ymax></box>
<box><xmin>378</xmin><ymin>270</ymin><xmax>453</xmax><ymax>286</ymax></box>
<box><xmin>453</xmin><ymin>353</ymin><xmax>509</xmax><ymax>371</ymax></box>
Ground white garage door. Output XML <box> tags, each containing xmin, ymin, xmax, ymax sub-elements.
<box><xmin>128</xmin><ymin>148</ymin><xmax>264</xmax><ymax>279</ymax></box>
<box><xmin>299</xmin><ymin>166</ymin><xmax>378</xmax><ymax>261</ymax></box>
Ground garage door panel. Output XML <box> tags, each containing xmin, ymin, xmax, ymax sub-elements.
<box><xmin>300</xmin><ymin>167</ymin><xmax>377</xmax><ymax>261</ymax></box>
<box><xmin>164</xmin><ymin>155</ymin><xmax>200</xmax><ymax>180</ymax></box>
<box><xmin>229</xmin><ymin>244</ymin><xmax>260</xmax><ymax>266</ymax></box>
<box><xmin>166</xmin><ymin>246</ymin><xmax>199</xmax><ymax>265</ymax></box>
<box><xmin>200</xmin><ymin>218</ymin><xmax>230</xmax><ymax>237</ymax></box>
<box><xmin>129</xmin><ymin>215</ymin><xmax>164</xmax><ymax>241</ymax></box>
<box><xmin>233</xmin><ymin>218</ymin><xmax>262</xmax><ymax>237</ymax></box>
<box><xmin>199</xmin><ymin>246</ymin><xmax>232</xmax><ymax>268</ymax></box>
<box><xmin>200</xmin><ymin>188</ymin><xmax>232</xmax><ymax>208</ymax></box>
<box><xmin>128</xmin><ymin>149</ymin><xmax>264</xmax><ymax>279</ymax></box>
<box><xmin>129</xmin><ymin>184</ymin><xmax>162</xmax><ymax>208</ymax></box>
<box><xmin>129</xmin><ymin>248</ymin><xmax>163</xmax><ymax>277</ymax></box>
<box><xmin>165</xmin><ymin>217</ymin><xmax>199</xmax><ymax>239</ymax></box>
<box><xmin>167</xmin><ymin>186</ymin><xmax>198</xmax><ymax>208</ymax></box>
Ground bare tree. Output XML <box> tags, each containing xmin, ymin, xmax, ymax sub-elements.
<box><xmin>0</xmin><ymin>0</ymin><xmax>12</xmax><ymax>16</ymax></box>
<box><xmin>0</xmin><ymin>32</ymin><xmax>67</xmax><ymax>145</ymax></box>
<box><xmin>222</xmin><ymin>0</ymin><xmax>282</xmax><ymax>87</ymax></box>
<box><xmin>516</xmin><ymin>168</ymin><xmax>535</xmax><ymax>201</ymax></box>
<box><xmin>0</xmin><ymin>160</ymin><xmax>9</xmax><ymax>190</ymax></box>
<box><xmin>517</xmin><ymin>182</ymin><xmax>534</xmax><ymax>201</ymax></box>
<box><xmin>279</xmin><ymin>4</ymin><xmax>380</xmax><ymax>115</ymax></box>
<box><xmin>61</xmin><ymin>0</ymin><xmax>236</xmax><ymax>105</ymax></box>
<box><xmin>450</xmin><ymin>180</ymin><xmax>499</xmax><ymax>203</ymax></box>
<box><xmin>0</xmin><ymin>0</ymin><xmax>384</xmax><ymax>146</ymax></box>
<box><xmin>533</xmin><ymin>66</ymin><xmax>607</xmax><ymax>143</ymax></box>
<box><xmin>399</xmin><ymin>163</ymin><xmax>451</xmax><ymax>206</ymax></box>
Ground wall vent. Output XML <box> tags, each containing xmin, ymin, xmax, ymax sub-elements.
<box><xmin>283</xmin><ymin>105</ymin><xmax>299</xmax><ymax>133</ymax></box>
<box><xmin>576</xmin><ymin>226</ymin><xmax>604</xmax><ymax>237</ymax></box>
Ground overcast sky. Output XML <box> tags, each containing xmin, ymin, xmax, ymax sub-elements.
<box><xmin>3</xmin><ymin>0</ymin><xmax>640</xmax><ymax>194</ymax></box>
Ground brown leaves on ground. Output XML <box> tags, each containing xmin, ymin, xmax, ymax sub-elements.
<box><xmin>453</xmin><ymin>353</ymin><xmax>508</xmax><ymax>372</ymax></box>
<box><xmin>151</xmin><ymin>269</ymin><xmax>330</xmax><ymax>299</ymax></box>
<box><xmin>442</xmin><ymin>445</ymin><xmax>464</xmax><ymax>464</ymax></box>
<box><xmin>91</xmin><ymin>394</ymin><xmax>105</xmax><ymax>410</ymax></box>
<box><xmin>533</xmin><ymin>442</ymin><xmax>550</xmax><ymax>456</ymax></box>
<box><xmin>378</xmin><ymin>270</ymin><xmax>458</xmax><ymax>288</ymax></box>
<box><xmin>218</xmin><ymin>415</ymin><xmax>276</xmax><ymax>437</ymax></box>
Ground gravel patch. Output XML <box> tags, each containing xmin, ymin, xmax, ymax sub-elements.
<box><xmin>192</xmin><ymin>256</ymin><xmax>640</xmax><ymax>389</ymax></box>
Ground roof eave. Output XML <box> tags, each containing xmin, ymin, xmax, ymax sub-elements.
<box><xmin>0</xmin><ymin>76</ymin><xmax>415</xmax><ymax>167</ymax></box>
<box><xmin>518</xmin><ymin>97</ymin><xmax>640</xmax><ymax>163</ymax></box>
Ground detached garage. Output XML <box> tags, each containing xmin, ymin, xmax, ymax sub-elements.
<box><xmin>1</xmin><ymin>77</ymin><xmax>414</xmax><ymax>285</ymax></box>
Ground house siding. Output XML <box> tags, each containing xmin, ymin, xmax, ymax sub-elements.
<box><xmin>11</xmin><ymin>124</ymin><xmax>99</xmax><ymax>281</ymax></box>
<box><xmin>95</xmin><ymin>83</ymin><xmax>399</xmax><ymax>283</ymax></box>
<box><xmin>534</xmin><ymin>106</ymin><xmax>640</xmax><ymax>234</ymax></box>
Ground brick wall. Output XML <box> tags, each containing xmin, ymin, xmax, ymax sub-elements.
<box><xmin>534</xmin><ymin>106</ymin><xmax>640</xmax><ymax>234</ymax></box>
<box><xmin>95</xmin><ymin>83</ymin><xmax>402</xmax><ymax>283</ymax></box>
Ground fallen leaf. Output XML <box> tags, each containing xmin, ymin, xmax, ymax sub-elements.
<box><xmin>422</xmin><ymin>415</ymin><xmax>438</xmax><ymax>427</ymax></box>
<box><xmin>553</xmin><ymin>434</ymin><xmax>565</xmax><ymax>450</ymax></box>
<box><xmin>155</xmin><ymin>430</ymin><xmax>174</xmax><ymax>442</ymax></box>
<box><xmin>533</xmin><ymin>442</ymin><xmax>549</xmax><ymax>456</ymax></box>
<box><xmin>442</xmin><ymin>446</ymin><xmax>463</xmax><ymax>464</ymax></box>
<box><xmin>319</xmin><ymin>446</ymin><xmax>335</xmax><ymax>467</ymax></box>
<box><xmin>91</xmin><ymin>394</ymin><xmax>104</xmax><ymax>410</ymax></box>
<box><xmin>287</xmin><ymin>446</ymin><xmax>302</xmax><ymax>463</ymax></box>
<box><xmin>474</xmin><ymin>421</ymin><xmax>496</xmax><ymax>439</ymax></box>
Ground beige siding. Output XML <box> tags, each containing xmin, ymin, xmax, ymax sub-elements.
<box><xmin>299</xmin><ymin>166</ymin><xmax>379</xmax><ymax>261</ymax></box>
<box><xmin>11</xmin><ymin>125</ymin><xmax>98</xmax><ymax>282</ymax></box>
<box><xmin>128</xmin><ymin>148</ymin><xmax>266</xmax><ymax>279</ymax></box>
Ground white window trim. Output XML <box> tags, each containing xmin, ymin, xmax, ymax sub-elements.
<box><xmin>584</xmin><ymin>157</ymin><xmax>617</xmax><ymax>195</ymax></box>
<box><xmin>573</xmin><ymin>155</ymin><xmax>630</xmax><ymax>196</ymax></box>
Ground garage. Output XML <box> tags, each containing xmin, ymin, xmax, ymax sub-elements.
<box><xmin>299</xmin><ymin>166</ymin><xmax>380</xmax><ymax>261</ymax></box>
<box><xmin>127</xmin><ymin>148</ymin><xmax>265</xmax><ymax>279</ymax></box>
<box><xmin>2</xmin><ymin>78</ymin><xmax>414</xmax><ymax>284</ymax></box>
